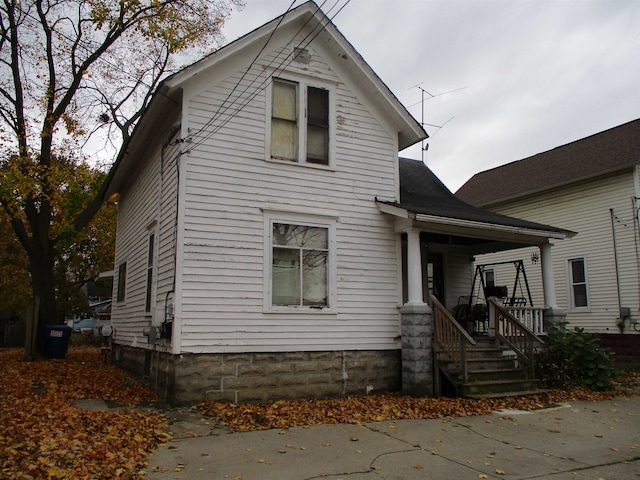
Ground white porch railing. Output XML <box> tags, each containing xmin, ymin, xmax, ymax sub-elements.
<box><xmin>505</xmin><ymin>307</ymin><xmax>546</xmax><ymax>336</ymax></box>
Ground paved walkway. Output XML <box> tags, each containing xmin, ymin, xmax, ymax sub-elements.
<box><xmin>146</xmin><ymin>396</ymin><xmax>640</xmax><ymax>480</ymax></box>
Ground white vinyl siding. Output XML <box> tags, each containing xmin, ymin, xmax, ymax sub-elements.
<box><xmin>476</xmin><ymin>170</ymin><xmax>639</xmax><ymax>333</ymax></box>
<box><xmin>177</xmin><ymin>40</ymin><xmax>401</xmax><ymax>353</ymax></box>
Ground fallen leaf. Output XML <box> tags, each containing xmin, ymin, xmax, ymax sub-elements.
<box><xmin>496</xmin><ymin>469</ymin><xmax>507</xmax><ymax>475</ymax></box>
<box><xmin>414</xmin><ymin>464</ymin><xmax>424</xmax><ymax>469</ymax></box>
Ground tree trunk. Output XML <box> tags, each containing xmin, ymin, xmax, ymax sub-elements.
<box><xmin>24</xmin><ymin>247</ymin><xmax>59</xmax><ymax>356</ymax></box>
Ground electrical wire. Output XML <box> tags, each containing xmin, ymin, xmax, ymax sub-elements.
<box><xmin>187</xmin><ymin>0</ymin><xmax>301</xmax><ymax>141</ymax></box>
<box><xmin>188</xmin><ymin>0</ymin><xmax>338</xmax><ymax>149</ymax></box>
<box><xmin>188</xmin><ymin>0</ymin><xmax>351</xmax><ymax>151</ymax></box>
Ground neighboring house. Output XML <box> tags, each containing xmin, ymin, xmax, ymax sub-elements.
<box><xmin>457</xmin><ymin>119</ymin><xmax>640</xmax><ymax>349</ymax></box>
<box><xmin>106</xmin><ymin>2</ymin><xmax>572</xmax><ymax>404</ymax></box>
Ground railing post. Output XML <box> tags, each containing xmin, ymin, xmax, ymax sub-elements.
<box><xmin>528</xmin><ymin>335</ymin><xmax>535</xmax><ymax>378</ymax></box>
<box><xmin>460</xmin><ymin>335</ymin><xmax>468</xmax><ymax>382</ymax></box>
<box><xmin>488</xmin><ymin>300</ymin><xmax>496</xmax><ymax>338</ymax></box>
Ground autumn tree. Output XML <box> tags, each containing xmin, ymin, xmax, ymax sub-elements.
<box><xmin>0</xmin><ymin>208</ymin><xmax>30</xmax><ymax>314</ymax></box>
<box><xmin>0</xmin><ymin>0</ymin><xmax>241</xmax><ymax>346</ymax></box>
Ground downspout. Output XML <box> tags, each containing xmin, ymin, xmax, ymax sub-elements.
<box><xmin>154</xmin><ymin>123</ymin><xmax>181</xmax><ymax>395</ymax></box>
<box><xmin>159</xmin><ymin>123</ymin><xmax>182</xmax><ymax>337</ymax></box>
<box><xmin>609</xmin><ymin>209</ymin><xmax>623</xmax><ymax>330</ymax></box>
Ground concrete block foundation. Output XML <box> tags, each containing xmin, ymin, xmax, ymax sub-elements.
<box><xmin>113</xmin><ymin>344</ymin><xmax>401</xmax><ymax>405</ymax></box>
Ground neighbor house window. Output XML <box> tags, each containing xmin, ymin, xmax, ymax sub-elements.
<box><xmin>145</xmin><ymin>234</ymin><xmax>155</xmax><ymax>313</ymax></box>
<box><xmin>117</xmin><ymin>262</ymin><xmax>127</xmax><ymax>303</ymax></box>
<box><xmin>569</xmin><ymin>258</ymin><xmax>588</xmax><ymax>308</ymax></box>
<box><xmin>271</xmin><ymin>222</ymin><xmax>329</xmax><ymax>308</ymax></box>
<box><xmin>270</xmin><ymin>78</ymin><xmax>331</xmax><ymax>166</ymax></box>
<box><xmin>483</xmin><ymin>269</ymin><xmax>496</xmax><ymax>288</ymax></box>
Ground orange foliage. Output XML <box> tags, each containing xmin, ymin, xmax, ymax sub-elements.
<box><xmin>0</xmin><ymin>346</ymin><xmax>167</xmax><ymax>479</ymax></box>
<box><xmin>199</xmin><ymin>385</ymin><xmax>636</xmax><ymax>433</ymax></box>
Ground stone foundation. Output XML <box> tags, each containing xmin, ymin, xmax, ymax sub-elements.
<box><xmin>114</xmin><ymin>344</ymin><xmax>401</xmax><ymax>405</ymax></box>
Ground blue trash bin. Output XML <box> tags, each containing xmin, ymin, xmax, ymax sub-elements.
<box><xmin>42</xmin><ymin>325</ymin><xmax>72</xmax><ymax>359</ymax></box>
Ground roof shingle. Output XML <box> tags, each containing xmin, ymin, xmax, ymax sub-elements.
<box><xmin>455</xmin><ymin>119</ymin><xmax>640</xmax><ymax>206</ymax></box>
<box><xmin>394</xmin><ymin>158</ymin><xmax>569</xmax><ymax>235</ymax></box>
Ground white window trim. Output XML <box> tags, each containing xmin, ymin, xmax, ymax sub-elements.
<box><xmin>265</xmin><ymin>75</ymin><xmax>336</xmax><ymax>169</ymax></box>
<box><xmin>144</xmin><ymin>228</ymin><xmax>157</xmax><ymax>317</ymax></box>
<box><xmin>567</xmin><ymin>256</ymin><xmax>590</xmax><ymax>311</ymax></box>
<box><xmin>263</xmin><ymin>211</ymin><xmax>337</xmax><ymax>314</ymax></box>
<box><xmin>116</xmin><ymin>260</ymin><xmax>127</xmax><ymax>305</ymax></box>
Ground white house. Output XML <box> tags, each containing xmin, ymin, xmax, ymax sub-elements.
<box><xmin>457</xmin><ymin>120</ymin><xmax>640</xmax><ymax>365</ymax></box>
<box><xmin>106</xmin><ymin>2</ymin><xmax>572</xmax><ymax>404</ymax></box>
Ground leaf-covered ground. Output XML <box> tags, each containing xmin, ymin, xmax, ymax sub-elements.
<box><xmin>2</xmin><ymin>344</ymin><xmax>638</xmax><ymax>479</ymax></box>
<box><xmin>198</xmin><ymin>374</ymin><xmax>640</xmax><ymax>433</ymax></box>
<box><xmin>0</xmin><ymin>345</ymin><xmax>168</xmax><ymax>479</ymax></box>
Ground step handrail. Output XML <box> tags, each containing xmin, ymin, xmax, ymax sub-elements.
<box><xmin>489</xmin><ymin>298</ymin><xmax>545</xmax><ymax>378</ymax></box>
<box><xmin>431</xmin><ymin>294</ymin><xmax>476</xmax><ymax>382</ymax></box>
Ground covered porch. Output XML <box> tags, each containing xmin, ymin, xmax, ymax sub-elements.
<box><xmin>378</xmin><ymin>158</ymin><xmax>575</xmax><ymax>397</ymax></box>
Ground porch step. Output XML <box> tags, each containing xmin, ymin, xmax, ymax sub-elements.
<box><xmin>461</xmin><ymin>378</ymin><xmax>541</xmax><ymax>396</ymax></box>
<box><xmin>467</xmin><ymin>358</ymin><xmax>517</xmax><ymax>370</ymax></box>
<box><xmin>466</xmin><ymin>388</ymin><xmax>549</xmax><ymax>400</ymax></box>
<box><xmin>466</xmin><ymin>367</ymin><xmax>528</xmax><ymax>382</ymax></box>
<box><xmin>437</xmin><ymin>336</ymin><xmax>542</xmax><ymax>399</ymax></box>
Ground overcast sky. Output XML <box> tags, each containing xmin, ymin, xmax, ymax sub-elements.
<box><xmin>220</xmin><ymin>0</ymin><xmax>639</xmax><ymax>192</ymax></box>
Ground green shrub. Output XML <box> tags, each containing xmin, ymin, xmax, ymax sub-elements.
<box><xmin>535</xmin><ymin>325</ymin><xmax>616</xmax><ymax>391</ymax></box>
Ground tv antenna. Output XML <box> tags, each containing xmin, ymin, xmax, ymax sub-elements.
<box><xmin>410</xmin><ymin>83</ymin><xmax>466</xmax><ymax>163</ymax></box>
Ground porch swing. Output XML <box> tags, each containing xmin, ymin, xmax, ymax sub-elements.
<box><xmin>452</xmin><ymin>260</ymin><xmax>534</xmax><ymax>335</ymax></box>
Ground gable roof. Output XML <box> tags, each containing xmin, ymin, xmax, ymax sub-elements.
<box><xmin>105</xmin><ymin>1</ymin><xmax>425</xmax><ymax>198</ymax></box>
<box><xmin>391</xmin><ymin>158</ymin><xmax>570</xmax><ymax>237</ymax></box>
<box><xmin>456</xmin><ymin>119</ymin><xmax>640</xmax><ymax>207</ymax></box>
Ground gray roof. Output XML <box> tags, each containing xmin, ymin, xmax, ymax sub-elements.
<box><xmin>456</xmin><ymin>118</ymin><xmax>640</xmax><ymax>206</ymax></box>
<box><xmin>386</xmin><ymin>158</ymin><xmax>571</xmax><ymax>236</ymax></box>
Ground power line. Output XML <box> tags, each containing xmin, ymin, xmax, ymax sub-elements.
<box><xmin>187</xmin><ymin>0</ymin><xmax>300</xmax><ymax>141</ymax></box>
<box><xmin>188</xmin><ymin>0</ymin><xmax>351</xmax><ymax>151</ymax></box>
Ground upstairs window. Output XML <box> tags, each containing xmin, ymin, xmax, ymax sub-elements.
<box><xmin>568</xmin><ymin>258</ymin><xmax>589</xmax><ymax>308</ymax></box>
<box><xmin>270</xmin><ymin>78</ymin><xmax>331</xmax><ymax>166</ymax></box>
<box><xmin>271</xmin><ymin>80</ymin><xmax>298</xmax><ymax>161</ymax></box>
<box><xmin>306</xmin><ymin>87</ymin><xmax>329</xmax><ymax>164</ymax></box>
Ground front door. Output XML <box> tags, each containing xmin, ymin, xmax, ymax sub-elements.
<box><xmin>424</xmin><ymin>251</ymin><xmax>445</xmax><ymax>304</ymax></box>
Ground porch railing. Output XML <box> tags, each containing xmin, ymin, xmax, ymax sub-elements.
<box><xmin>431</xmin><ymin>294</ymin><xmax>476</xmax><ymax>383</ymax></box>
<box><xmin>489</xmin><ymin>299</ymin><xmax>545</xmax><ymax>378</ymax></box>
<box><xmin>504</xmin><ymin>306</ymin><xmax>546</xmax><ymax>336</ymax></box>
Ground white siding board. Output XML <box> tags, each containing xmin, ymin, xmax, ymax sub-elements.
<box><xmin>479</xmin><ymin>171</ymin><xmax>640</xmax><ymax>332</ymax></box>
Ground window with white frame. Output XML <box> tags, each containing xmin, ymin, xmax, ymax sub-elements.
<box><xmin>268</xmin><ymin>219</ymin><xmax>334</xmax><ymax>310</ymax></box>
<box><xmin>270</xmin><ymin>78</ymin><xmax>331</xmax><ymax>166</ymax></box>
<box><xmin>116</xmin><ymin>262</ymin><xmax>127</xmax><ymax>303</ymax></box>
<box><xmin>145</xmin><ymin>233</ymin><xmax>155</xmax><ymax>313</ymax></box>
<box><xmin>568</xmin><ymin>257</ymin><xmax>589</xmax><ymax>308</ymax></box>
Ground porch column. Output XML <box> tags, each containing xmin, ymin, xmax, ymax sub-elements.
<box><xmin>540</xmin><ymin>243</ymin><xmax>557</xmax><ymax>309</ymax></box>
<box><xmin>400</xmin><ymin>228</ymin><xmax>433</xmax><ymax>397</ymax></box>
<box><xmin>406</xmin><ymin>228</ymin><xmax>424</xmax><ymax>305</ymax></box>
<box><xmin>540</xmin><ymin>243</ymin><xmax>567</xmax><ymax>331</ymax></box>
